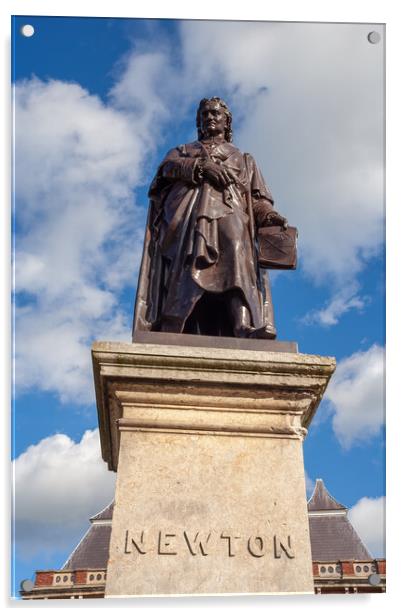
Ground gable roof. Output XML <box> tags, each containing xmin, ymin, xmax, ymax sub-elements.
<box><xmin>62</xmin><ymin>502</ymin><xmax>113</xmax><ymax>570</ymax></box>
<box><xmin>307</xmin><ymin>479</ymin><xmax>372</xmax><ymax>561</ymax></box>
<box><xmin>62</xmin><ymin>525</ymin><xmax>112</xmax><ymax>570</ymax></box>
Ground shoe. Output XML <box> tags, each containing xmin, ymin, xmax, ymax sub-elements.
<box><xmin>247</xmin><ymin>325</ymin><xmax>277</xmax><ymax>340</ymax></box>
<box><xmin>233</xmin><ymin>325</ymin><xmax>254</xmax><ymax>338</ymax></box>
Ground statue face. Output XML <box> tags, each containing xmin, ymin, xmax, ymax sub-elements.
<box><xmin>199</xmin><ymin>101</ymin><xmax>227</xmax><ymax>139</ymax></box>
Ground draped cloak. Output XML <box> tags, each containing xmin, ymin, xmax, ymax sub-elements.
<box><xmin>133</xmin><ymin>139</ymin><xmax>279</xmax><ymax>337</ymax></box>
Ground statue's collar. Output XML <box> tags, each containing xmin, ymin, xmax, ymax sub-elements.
<box><xmin>188</xmin><ymin>140</ymin><xmax>237</xmax><ymax>158</ymax></box>
<box><xmin>200</xmin><ymin>136</ymin><xmax>226</xmax><ymax>146</ymax></box>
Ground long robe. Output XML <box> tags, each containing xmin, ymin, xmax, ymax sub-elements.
<box><xmin>133</xmin><ymin>139</ymin><xmax>278</xmax><ymax>337</ymax></box>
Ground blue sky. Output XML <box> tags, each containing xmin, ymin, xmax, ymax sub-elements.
<box><xmin>11</xmin><ymin>15</ymin><xmax>385</xmax><ymax>597</ymax></box>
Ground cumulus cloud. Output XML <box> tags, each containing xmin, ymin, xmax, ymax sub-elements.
<box><xmin>349</xmin><ymin>496</ymin><xmax>385</xmax><ymax>558</ymax></box>
<box><xmin>15</xmin><ymin>303</ymin><xmax>128</xmax><ymax>404</ymax></box>
<box><xmin>13</xmin><ymin>429</ymin><xmax>115</xmax><ymax>561</ymax></box>
<box><xmin>13</xmin><ymin>76</ymin><xmax>154</xmax><ymax>402</ymax></box>
<box><xmin>302</xmin><ymin>283</ymin><xmax>368</xmax><ymax>326</ymax></box>
<box><xmin>109</xmin><ymin>50</ymin><xmax>171</xmax><ymax>141</ymax></box>
<box><xmin>325</xmin><ymin>344</ymin><xmax>385</xmax><ymax>448</ymax></box>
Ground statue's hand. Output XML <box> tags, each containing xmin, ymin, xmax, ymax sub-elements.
<box><xmin>263</xmin><ymin>211</ymin><xmax>288</xmax><ymax>228</ymax></box>
<box><xmin>201</xmin><ymin>161</ymin><xmax>237</xmax><ymax>190</ymax></box>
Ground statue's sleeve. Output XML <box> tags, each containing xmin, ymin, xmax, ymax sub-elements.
<box><xmin>159</xmin><ymin>146</ymin><xmax>200</xmax><ymax>185</ymax></box>
<box><xmin>246</xmin><ymin>154</ymin><xmax>285</xmax><ymax>228</ymax></box>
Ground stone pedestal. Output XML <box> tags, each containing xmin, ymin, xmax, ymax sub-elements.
<box><xmin>92</xmin><ymin>340</ymin><xmax>335</xmax><ymax>597</ymax></box>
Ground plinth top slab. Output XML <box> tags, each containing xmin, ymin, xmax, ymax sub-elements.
<box><xmin>92</xmin><ymin>339</ymin><xmax>334</xmax><ymax>369</ymax></box>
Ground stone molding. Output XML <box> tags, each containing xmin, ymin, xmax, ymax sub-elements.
<box><xmin>92</xmin><ymin>341</ymin><xmax>335</xmax><ymax>472</ymax></box>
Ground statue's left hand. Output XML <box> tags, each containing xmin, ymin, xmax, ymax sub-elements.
<box><xmin>263</xmin><ymin>212</ymin><xmax>288</xmax><ymax>228</ymax></box>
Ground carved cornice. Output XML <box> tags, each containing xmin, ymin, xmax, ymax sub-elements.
<box><xmin>92</xmin><ymin>341</ymin><xmax>336</xmax><ymax>471</ymax></box>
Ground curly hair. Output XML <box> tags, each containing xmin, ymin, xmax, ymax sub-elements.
<box><xmin>196</xmin><ymin>97</ymin><xmax>233</xmax><ymax>142</ymax></box>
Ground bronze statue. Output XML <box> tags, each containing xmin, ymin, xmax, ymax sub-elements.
<box><xmin>133</xmin><ymin>97</ymin><xmax>293</xmax><ymax>339</ymax></box>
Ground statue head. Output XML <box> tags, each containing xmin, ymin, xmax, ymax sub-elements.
<box><xmin>196</xmin><ymin>97</ymin><xmax>233</xmax><ymax>142</ymax></box>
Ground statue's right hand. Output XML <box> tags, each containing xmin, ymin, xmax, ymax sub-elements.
<box><xmin>202</xmin><ymin>161</ymin><xmax>236</xmax><ymax>190</ymax></box>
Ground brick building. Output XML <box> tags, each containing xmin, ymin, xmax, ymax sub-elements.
<box><xmin>20</xmin><ymin>479</ymin><xmax>385</xmax><ymax>599</ymax></box>
<box><xmin>308</xmin><ymin>479</ymin><xmax>385</xmax><ymax>593</ymax></box>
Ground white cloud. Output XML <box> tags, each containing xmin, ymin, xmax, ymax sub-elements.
<box><xmin>325</xmin><ymin>344</ymin><xmax>385</xmax><ymax>448</ymax></box>
<box><xmin>109</xmin><ymin>51</ymin><xmax>172</xmax><ymax>144</ymax></box>
<box><xmin>15</xmin><ymin>303</ymin><xmax>128</xmax><ymax>404</ymax></box>
<box><xmin>177</xmin><ymin>20</ymin><xmax>384</xmax><ymax>299</ymax></box>
<box><xmin>302</xmin><ymin>283</ymin><xmax>368</xmax><ymax>326</ymax></box>
<box><xmin>349</xmin><ymin>496</ymin><xmax>385</xmax><ymax>558</ymax></box>
<box><xmin>13</xmin><ymin>75</ymin><xmax>158</xmax><ymax>402</ymax></box>
<box><xmin>13</xmin><ymin>429</ymin><xmax>115</xmax><ymax>561</ymax></box>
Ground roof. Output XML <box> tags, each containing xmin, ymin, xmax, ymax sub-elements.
<box><xmin>62</xmin><ymin>501</ymin><xmax>113</xmax><ymax>570</ymax></box>
<box><xmin>309</xmin><ymin>515</ymin><xmax>372</xmax><ymax>561</ymax></box>
<box><xmin>90</xmin><ymin>501</ymin><xmax>114</xmax><ymax>522</ymax></box>
<box><xmin>308</xmin><ymin>479</ymin><xmax>372</xmax><ymax>561</ymax></box>
<box><xmin>62</xmin><ymin>525</ymin><xmax>112</xmax><ymax>570</ymax></box>
<box><xmin>308</xmin><ymin>478</ymin><xmax>346</xmax><ymax>512</ymax></box>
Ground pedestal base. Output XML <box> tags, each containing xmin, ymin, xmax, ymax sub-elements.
<box><xmin>92</xmin><ymin>340</ymin><xmax>335</xmax><ymax>597</ymax></box>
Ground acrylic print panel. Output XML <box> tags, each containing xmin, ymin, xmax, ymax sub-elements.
<box><xmin>12</xmin><ymin>15</ymin><xmax>385</xmax><ymax>598</ymax></box>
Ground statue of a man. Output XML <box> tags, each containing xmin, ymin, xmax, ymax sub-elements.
<box><xmin>133</xmin><ymin>97</ymin><xmax>290</xmax><ymax>339</ymax></box>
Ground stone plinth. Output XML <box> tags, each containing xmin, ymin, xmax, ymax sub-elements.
<box><xmin>92</xmin><ymin>340</ymin><xmax>335</xmax><ymax>597</ymax></box>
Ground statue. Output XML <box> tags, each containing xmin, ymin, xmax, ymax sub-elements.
<box><xmin>133</xmin><ymin>97</ymin><xmax>295</xmax><ymax>339</ymax></box>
